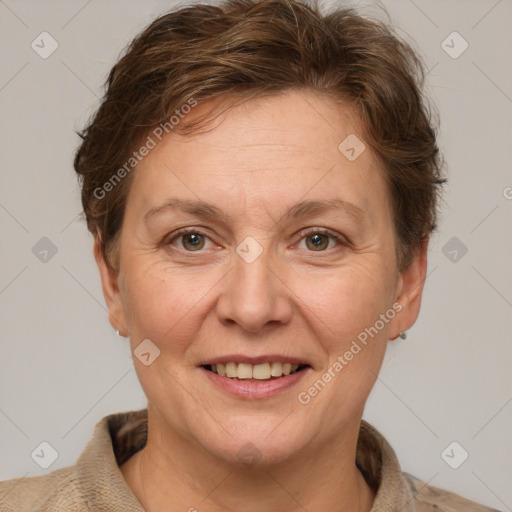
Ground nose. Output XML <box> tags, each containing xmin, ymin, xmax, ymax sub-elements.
<box><xmin>216</xmin><ymin>247</ymin><xmax>293</xmax><ymax>333</ymax></box>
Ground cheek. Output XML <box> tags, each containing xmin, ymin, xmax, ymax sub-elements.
<box><xmin>121</xmin><ymin>262</ymin><xmax>216</xmax><ymax>350</ymax></box>
<box><xmin>294</xmin><ymin>268</ymin><xmax>393</xmax><ymax>423</ymax></box>
<box><xmin>296</xmin><ymin>263</ymin><xmax>396</xmax><ymax>347</ymax></box>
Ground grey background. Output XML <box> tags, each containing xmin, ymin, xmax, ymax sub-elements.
<box><xmin>0</xmin><ymin>0</ymin><xmax>511</xmax><ymax>509</ymax></box>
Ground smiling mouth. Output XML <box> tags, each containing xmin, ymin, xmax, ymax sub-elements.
<box><xmin>202</xmin><ymin>362</ymin><xmax>310</xmax><ymax>380</ymax></box>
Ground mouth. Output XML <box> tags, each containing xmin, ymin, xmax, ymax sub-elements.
<box><xmin>202</xmin><ymin>361</ymin><xmax>310</xmax><ymax>380</ymax></box>
<box><xmin>198</xmin><ymin>358</ymin><xmax>312</xmax><ymax>399</ymax></box>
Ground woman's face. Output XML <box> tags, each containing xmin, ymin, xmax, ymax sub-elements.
<box><xmin>96</xmin><ymin>90</ymin><xmax>426</xmax><ymax>465</ymax></box>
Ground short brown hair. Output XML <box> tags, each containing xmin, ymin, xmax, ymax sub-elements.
<box><xmin>74</xmin><ymin>0</ymin><xmax>445</xmax><ymax>272</ymax></box>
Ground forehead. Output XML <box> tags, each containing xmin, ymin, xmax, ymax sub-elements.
<box><xmin>128</xmin><ymin>90</ymin><xmax>390</xmax><ymax>225</ymax></box>
<box><xmin>172</xmin><ymin>91</ymin><xmax>363</xmax><ymax>164</ymax></box>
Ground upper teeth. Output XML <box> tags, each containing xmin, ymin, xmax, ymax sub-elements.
<box><xmin>210</xmin><ymin>362</ymin><xmax>301</xmax><ymax>380</ymax></box>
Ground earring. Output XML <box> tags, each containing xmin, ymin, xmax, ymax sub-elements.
<box><xmin>115</xmin><ymin>329</ymin><xmax>121</xmax><ymax>336</ymax></box>
<box><xmin>398</xmin><ymin>331</ymin><xmax>407</xmax><ymax>340</ymax></box>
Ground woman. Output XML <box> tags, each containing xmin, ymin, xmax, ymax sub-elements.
<box><xmin>0</xmin><ymin>0</ymin><xmax>501</xmax><ymax>510</ymax></box>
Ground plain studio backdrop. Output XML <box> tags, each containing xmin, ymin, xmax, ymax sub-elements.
<box><xmin>0</xmin><ymin>0</ymin><xmax>511</xmax><ymax>509</ymax></box>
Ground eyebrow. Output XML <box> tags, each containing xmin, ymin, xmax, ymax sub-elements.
<box><xmin>144</xmin><ymin>197</ymin><xmax>365</xmax><ymax>224</ymax></box>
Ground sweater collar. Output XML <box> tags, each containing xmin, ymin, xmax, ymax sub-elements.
<box><xmin>76</xmin><ymin>408</ymin><xmax>416</xmax><ymax>511</ymax></box>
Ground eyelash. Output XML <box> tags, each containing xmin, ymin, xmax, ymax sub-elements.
<box><xmin>165</xmin><ymin>227</ymin><xmax>348</xmax><ymax>253</ymax></box>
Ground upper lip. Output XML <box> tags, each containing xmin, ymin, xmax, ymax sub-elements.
<box><xmin>199</xmin><ymin>354</ymin><xmax>311</xmax><ymax>366</ymax></box>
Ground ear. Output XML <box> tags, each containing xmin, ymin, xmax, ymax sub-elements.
<box><xmin>93</xmin><ymin>237</ymin><xmax>128</xmax><ymax>336</ymax></box>
<box><xmin>389</xmin><ymin>238</ymin><xmax>429</xmax><ymax>340</ymax></box>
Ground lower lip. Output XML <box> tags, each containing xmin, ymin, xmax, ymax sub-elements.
<box><xmin>200</xmin><ymin>366</ymin><xmax>310</xmax><ymax>399</ymax></box>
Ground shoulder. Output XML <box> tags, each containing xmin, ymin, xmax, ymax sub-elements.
<box><xmin>0</xmin><ymin>409</ymin><xmax>147</xmax><ymax>512</ymax></box>
<box><xmin>403</xmin><ymin>472</ymin><xmax>503</xmax><ymax>512</ymax></box>
<box><xmin>0</xmin><ymin>465</ymin><xmax>89</xmax><ymax>512</ymax></box>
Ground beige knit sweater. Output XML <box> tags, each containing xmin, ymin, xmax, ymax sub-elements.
<box><xmin>0</xmin><ymin>409</ymin><xmax>500</xmax><ymax>511</ymax></box>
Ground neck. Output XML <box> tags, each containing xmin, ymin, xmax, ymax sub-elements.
<box><xmin>120</xmin><ymin>409</ymin><xmax>376</xmax><ymax>512</ymax></box>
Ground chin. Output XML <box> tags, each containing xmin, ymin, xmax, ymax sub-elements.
<box><xmin>193</xmin><ymin>417</ymin><xmax>313</xmax><ymax>467</ymax></box>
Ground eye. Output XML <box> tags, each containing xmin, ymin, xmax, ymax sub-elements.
<box><xmin>297</xmin><ymin>228</ymin><xmax>346</xmax><ymax>252</ymax></box>
<box><xmin>165</xmin><ymin>227</ymin><xmax>347</xmax><ymax>254</ymax></box>
<box><xmin>166</xmin><ymin>228</ymin><xmax>213</xmax><ymax>252</ymax></box>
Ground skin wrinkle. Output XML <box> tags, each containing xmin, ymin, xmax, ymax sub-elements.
<box><xmin>94</xmin><ymin>89</ymin><xmax>428</xmax><ymax>512</ymax></box>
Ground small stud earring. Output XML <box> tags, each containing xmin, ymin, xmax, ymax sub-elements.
<box><xmin>115</xmin><ymin>329</ymin><xmax>120</xmax><ymax>336</ymax></box>
<box><xmin>398</xmin><ymin>331</ymin><xmax>407</xmax><ymax>340</ymax></box>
